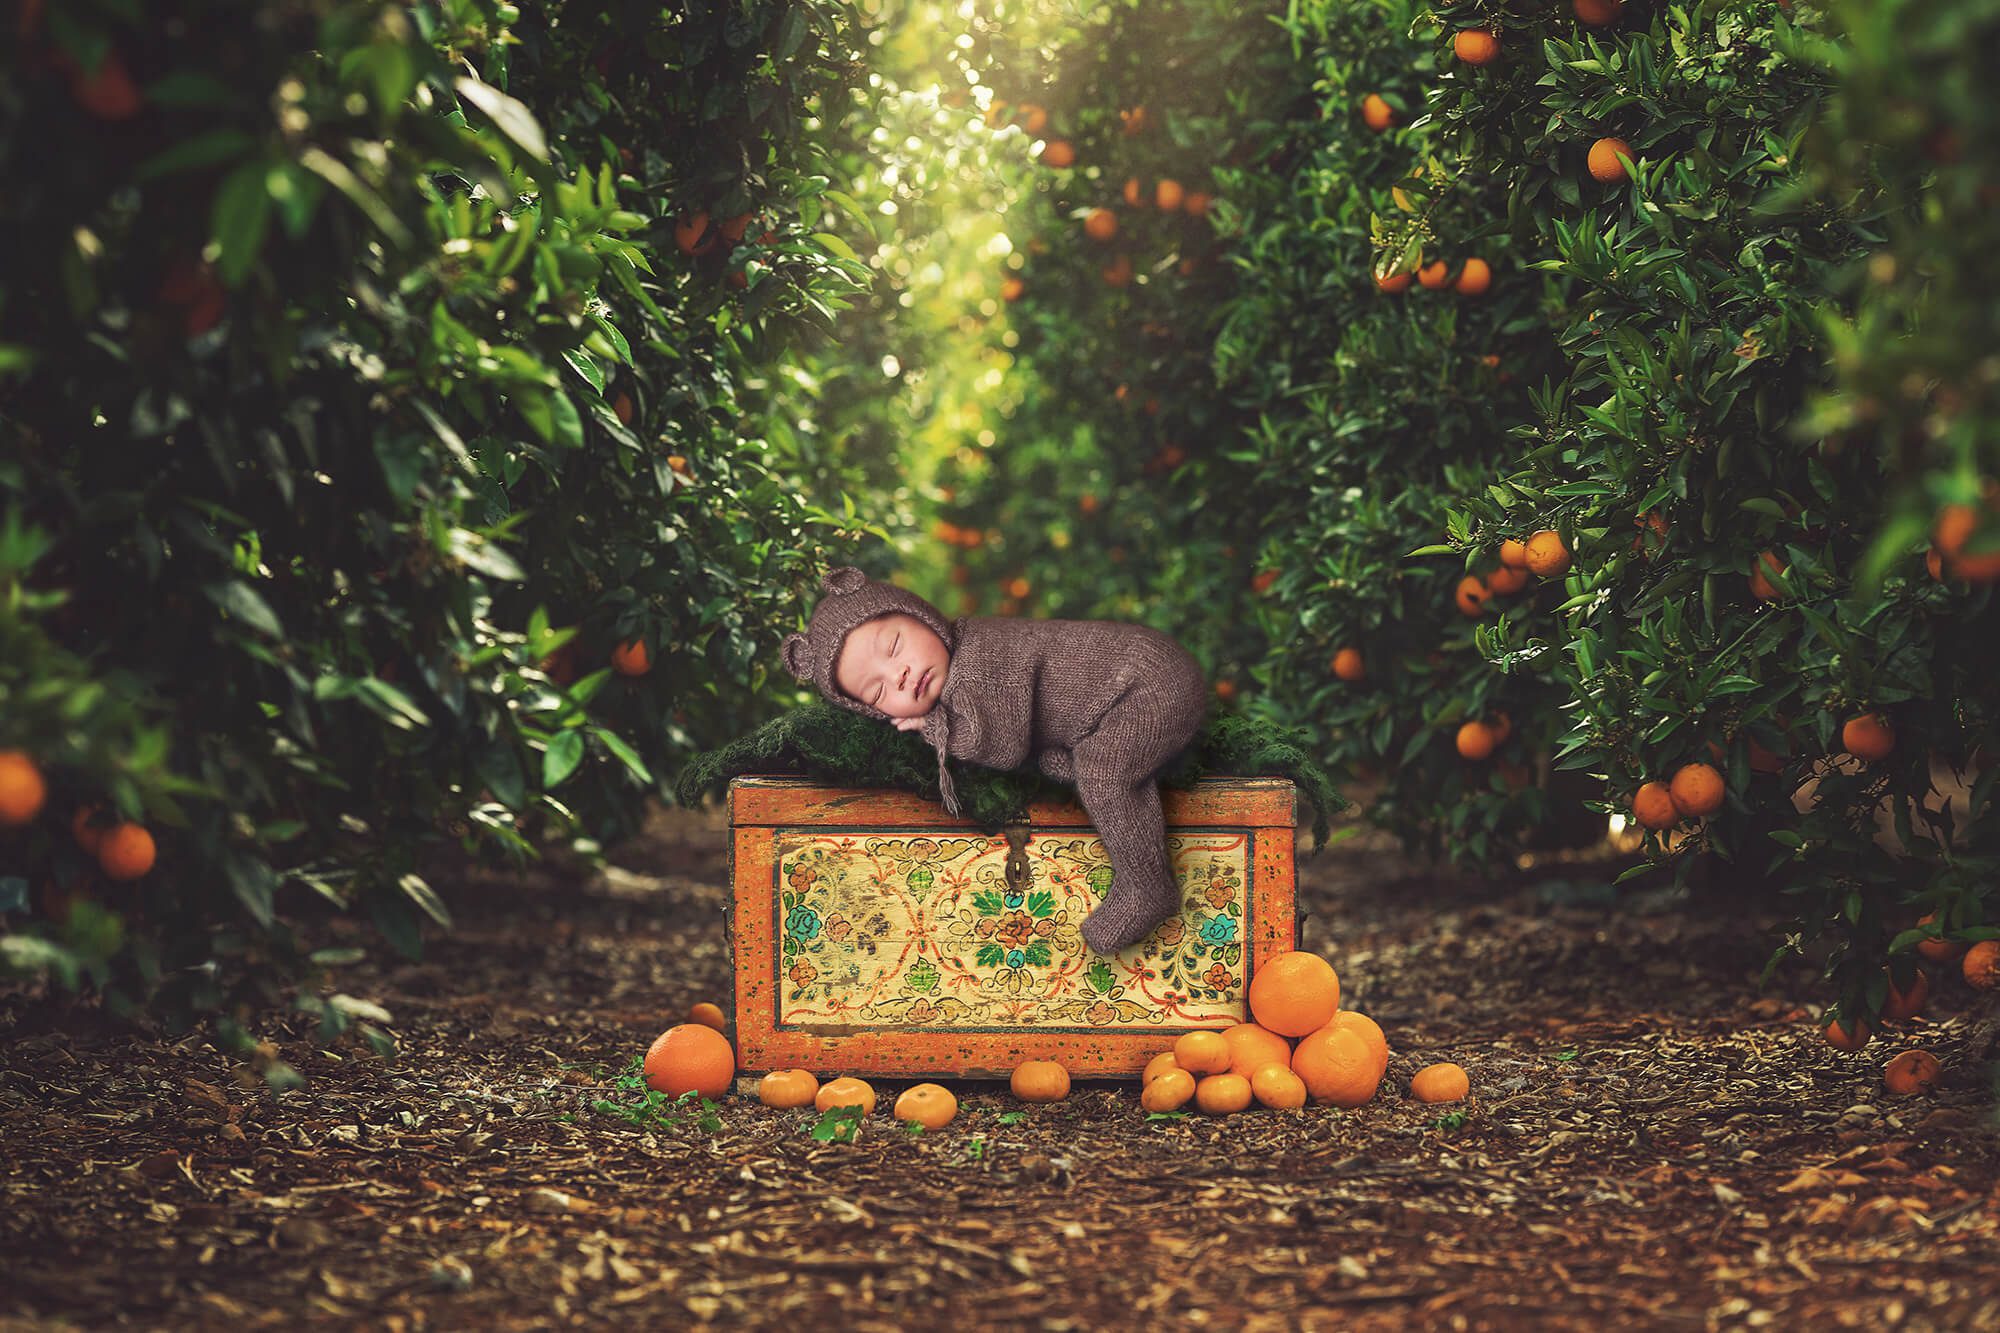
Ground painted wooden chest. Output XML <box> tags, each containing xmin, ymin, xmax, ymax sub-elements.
<box><xmin>726</xmin><ymin>774</ymin><xmax>1300</xmax><ymax>1081</ymax></box>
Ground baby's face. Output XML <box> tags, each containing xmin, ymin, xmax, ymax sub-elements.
<box><xmin>834</xmin><ymin>612</ymin><xmax>949</xmax><ymax>719</ymax></box>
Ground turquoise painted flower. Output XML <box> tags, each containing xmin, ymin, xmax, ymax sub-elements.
<box><xmin>1199</xmin><ymin>913</ymin><xmax>1238</xmax><ymax>946</ymax></box>
<box><xmin>786</xmin><ymin>906</ymin><xmax>823</xmax><ymax>941</ymax></box>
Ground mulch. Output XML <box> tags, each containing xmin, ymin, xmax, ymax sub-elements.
<box><xmin>4</xmin><ymin>796</ymin><xmax>1999</xmax><ymax>1330</ymax></box>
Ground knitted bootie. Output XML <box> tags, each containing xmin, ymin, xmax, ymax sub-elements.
<box><xmin>1078</xmin><ymin>861</ymin><xmax>1183</xmax><ymax>954</ymax></box>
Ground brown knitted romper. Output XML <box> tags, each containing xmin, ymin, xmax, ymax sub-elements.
<box><xmin>780</xmin><ymin>566</ymin><xmax>1210</xmax><ymax>954</ymax></box>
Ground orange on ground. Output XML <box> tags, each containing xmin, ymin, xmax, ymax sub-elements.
<box><xmin>1935</xmin><ymin>501</ymin><xmax>2000</xmax><ymax>581</ymax></box>
<box><xmin>612</xmin><ymin>638</ymin><xmax>652</xmax><ymax>676</ymax></box>
<box><xmin>1668</xmin><ymin>762</ymin><xmax>1725</xmax><ymax>817</ymax></box>
<box><xmin>1141</xmin><ymin>1068</ymin><xmax>1196</xmax><ymax>1112</ymax></box>
<box><xmin>1292</xmin><ymin>1025</ymin><xmax>1381</xmax><ymax>1107</ymax></box>
<box><xmin>1410</xmin><ymin>1062</ymin><xmax>1471</xmax><ymax>1103</ymax></box>
<box><xmin>1882</xmin><ymin>968</ymin><xmax>1929</xmax><ymax>1022</ymax></box>
<box><xmin>98</xmin><ymin>824</ymin><xmax>156</xmax><ymax>881</ymax></box>
<box><xmin>1499</xmin><ymin>538</ymin><xmax>1529</xmax><ymax>568</ymax></box>
<box><xmin>894</xmin><ymin>1083</ymin><xmax>959</xmax><ymax>1128</ymax></box>
<box><xmin>1001</xmin><ymin>276</ymin><xmax>1026</xmax><ymax>302</ymax></box>
<box><xmin>1842</xmin><ymin>713</ymin><xmax>1895</xmax><ymax>762</ymax></box>
<box><xmin>815</xmin><ymin>1076</ymin><xmax>877</xmax><ymax>1114</ymax></box>
<box><xmin>758</xmin><ymin>1069</ymin><xmax>820</xmax><ymax>1108</ymax></box>
<box><xmin>1222</xmin><ymin>1022</ymin><xmax>1294</xmax><ymax>1078</ymax></box>
<box><xmin>1361</xmin><ymin>94</ymin><xmax>1395</xmax><ymax>132</ymax></box>
<box><xmin>1326</xmin><ymin>1010</ymin><xmax>1389</xmax><ymax>1080</ymax></box>
<box><xmin>1916</xmin><ymin>911</ymin><xmax>1968</xmax><ymax>962</ymax></box>
<box><xmin>1456</xmin><ymin>720</ymin><xmax>1497</xmax><ymax>761</ymax></box>
<box><xmin>1084</xmin><ymin>208</ymin><xmax>1118</xmax><ymax>241</ymax></box>
<box><xmin>1195</xmin><ymin>1073</ymin><xmax>1253</xmax><ymax>1115</ymax></box>
<box><xmin>0</xmin><ymin>752</ymin><xmax>47</xmax><ymax>826</ymax></box>
<box><xmin>1824</xmin><ymin>1016</ymin><xmax>1871</xmax><ymax>1052</ymax></box>
<box><xmin>1375</xmin><ymin>270</ymin><xmax>1412</xmax><ymax>293</ymax></box>
<box><xmin>1143</xmin><ymin>1051</ymin><xmax>1182</xmax><ymax>1085</ymax></box>
<box><xmin>1417</xmin><ymin>260</ymin><xmax>1450</xmax><ymax>290</ymax></box>
<box><xmin>1455</xmin><ymin>258</ymin><xmax>1491</xmax><ymax>296</ymax></box>
<box><xmin>1041</xmin><ymin>139</ymin><xmax>1076</xmax><ymax>168</ymax></box>
<box><xmin>1174</xmin><ymin>1030</ymin><xmax>1232</xmax><ymax>1076</ymax></box>
<box><xmin>1588</xmin><ymin>137</ymin><xmax>1634</xmax><ymax>183</ymax></box>
<box><xmin>1250</xmin><ymin>1063</ymin><xmax>1308</xmax><ymax>1110</ymax></box>
<box><xmin>688</xmin><ymin>1001</ymin><xmax>726</xmax><ymax>1031</ymax></box>
<box><xmin>1574</xmin><ymin>0</ymin><xmax>1622</xmax><ymax>24</ymax></box>
<box><xmin>1154</xmin><ymin>179</ymin><xmax>1185</xmax><ymax>212</ymax></box>
<box><xmin>1453</xmin><ymin>28</ymin><xmax>1500</xmax><ymax>64</ymax></box>
<box><xmin>1010</xmin><ymin>1059</ymin><xmax>1072</xmax><ymax>1102</ymax></box>
<box><xmin>1965</xmin><ymin>940</ymin><xmax>2000</xmax><ymax>990</ymax></box>
<box><xmin>1525</xmin><ymin>530</ymin><xmax>1571</xmax><ymax>577</ymax></box>
<box><xmin>1247</xmin><ymin>951</ymin><xmax>1341</xmax><ymax>1037</ymax></box>
<box><xmin>1632</xmin><ymin>782</ymin><xmax>1679</xmax><ymax>831</ymax></box>
<box><xmin>1455</xmin><ymin>575</ymin><xmax>1491</xmax><ymax>616</ymax></box>
<box><xmin>71</xmin><ymin>803</ymin><xmax>108</xmax><ymax>854</ymax></box>
<box><xmin>1749</xmin><ymin>550</ymin><xmax>1787</xmax><ymax>601</ymax></box>
<box><xmin>1485</xmin><ymin>564</ymin><xmax>1528</xmax><ymax>595</ymax></box>
<box><xmin>1332</xmin><ymin>647</ymin><xmax>1365</xmax><ymax>682</ymax></box>
<box><xmin>1882</xmin><ymin>1050</ymin><xmax>1942</xmax><ymax>1097</ymax></box>
<box><xmin>644</xmin><ymin>1024</ymin><xmax>735</xmax><ymax>1099</ymax></box>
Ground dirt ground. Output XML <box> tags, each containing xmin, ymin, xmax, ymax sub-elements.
<box><xmin>4</xmin><ymin>793</ymin><xmax>2000</xmax><ymax>1331</ymax></box>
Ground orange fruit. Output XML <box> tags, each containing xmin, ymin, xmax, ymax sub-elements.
<box><xmin>1453</xmin><ymin>28</ymin><xmax>1500</xmax><ymax>64</ymax></box>
<box><xmin>1247</xmin><ymin>951</ymin><xmax>1341</xmax><ymax>1037</ymax></box>
<box><xmin>1882</xmin><ymin>1050</ymin><xmax>1942</xmax><ymax>1097</ymax></box>
<box><xmin>1325</xmin><ymin>1010</ymin><xmax>1389</xmax><ymax>1079</ymax></box>
<box><xmin>1524</xmin><ymin>530</ymin><xmax>1571</xmax><ymax>577</ymax></box>
<box><xmin>1084</xmin><ymin>208</ymin><xmax>1118</xmax><ymax>241</ymax></box>
<box><xmin>1184</xmin><ymin>192</ymin><xmax>1212</xmax><ymax>218</ymax></box>
<box><xmin>70</xmin><ymin>803</ymin><xmax>108</xmax><ymax>854</ymax></box>
<box><xmin>1824</xmin><ymin>1015</ymin><xmax>1871</xmax><ymax>1052</ymax></box>
<box><xmin>98</xmin><ymin>824</ymin><xmax>156</xmax><ymax>881</ymax></box>
<box><xmin>1455</xmin><ymin>575</ymin><xmax>1491</xmax><ymax>616</ymax></box>
<box><xmin>1375</xmin><ymin>269</ymin><xmax>1412</xmax><ymax>293</ymax></box>
<box><xmin>718</xmin><ymin>213</ymin><xmax>755</xmax><ymax>244</ymax></box>
<box><xmin>1587</xmin><ymin>137</ymin><xmax>1634</xmax><ymax>183</ymax></box>
<box><xmin>1631</xmin><ymin>782</ymin><xmax>1679</xmax><ymax>831</ymax></box>
<box><xmin>613</xmin><ymin>391</ymin><xmax>635</xmax><ymax>426</ymax></box>
<box><xmin>673</xmin><ymin>211</ymin><xmax>711</xmax><ymax>255</ymax></box>
<box><xmin>1668</xmin><ymin>762</ymin><xmax>1725</xmax><ymax>817</ymax></box>
<box><xmin>757</xmin><ymin>1069</ymin><xmax>820</xmax><ymax>1108</ymax></box>
<box><xmin>1410</xmin><ymin>1062</ymin><xmax>1470</xmax><ymax>1103</ymax></box>
<box><xmin>1935</xmin><ymin>501</ymin><xmax>2000</xmax><ymax>581</ymax></box>
<box><xmin>1249</xmin><ymin>1063</ymin><xmax>1308</xmax><ymax>1110</ymax></box>
<box><xmin>1143</xmin><ymin>1051</ymin><xmax>1182</xmax><ymax>1085</ymax></box>
<box><xmin>1456</xmin><ymin>720</ymin><xmax>1497</xmax><ymax>761</ymax></box>
<box><xmin>1222</xmin><ymin>1022</ymin><xmax>1294</xmax><ymax>1078</ymax></box>
<box><xmin>1417</xmin><ymin>260</ymin><xmax>1450</xmax><ymax>290</ymax></box>
<box><xmin>815</xmin><ymin>1076</ymin><xmax>877</xmax><ymax>1114</ymax></box>
<box><xmin>1748</xmin><ymin>550</ymin><xmax>1787</xmax><ymax>601</ymax></box>
<box><xmin>1141</xmin><ymin>1068</ymin><xmax>1196</xmax><ymax>1112</ymax></box>
<box><xmin>1001</xmin><ymin>276</ymin><xmax>1026</xmax><ymax>302</ymax></box>
<box><xmin>1291</xmin><ymin>1024</ymin><xmax>1381</xmax><ymax>1107</ymax></box>
<box><xmin>1041</xmin><ymin>139</ymin><xmax>1076</xmax><ymax>168</ymax></box>
<box><xmin>1965</xmin><ymin>940</ymin><xmax>2000</xmax><ymax>990</ymax></box>
<box><xmin>1123</xmin><ymin>175</ymin><xmax>1144</xmax><ymax>207</ymax></box>
<box><xmin>1154</xmin><ymin>179</ymin><xmax>1185</xmax><ymax>212</ymax></box>
<box><xmin>1488</xmin><ymin>711</ymin><xmax>1514</xmax><ymax>745</ymax></box>
<box><xmin>1214</xmin><ymin>679</ymin><xmax>1236</xmax><ymax>702</ymax></box>
<box><xmin>1916</xmin><ymin>910</ymin><xmax>1968</xmax><ymax>963</ymax></box>
<box><xmin>1010</xmin><ymin>1059</ymin><xmax>1072</xmax><ymax>1102</ymax></box>
<box><xmin>1485</xmin><ymin>564</ymin><xmax>1528</xmax><ymax>595</ymax></box>
<box><xmin>1195</xmin><ymin>1073</ymin><xmax>1252</xmax><ymax>1115</ymax></box>
<box><xmin>1842</xmin><ymin>713</ymin><xmax>1895</xmax><ymax>762</ymax></box>
<box><xmin>1574</xmin><ymin>0</ymin><xmax>1622</xmax><ymax>24</ymax></box>
<box><xmin>1020</xmin><ymin>104</ymin><xmax>1048</xmax><ymax>134</ymax></box>
<box><xmin>1120</xmin><ymin>105</ymin><xmax>1149</xmax><ymax>135</ymax></box>
<box><xmin>1332</xmin><ymin>647</ymin><xmax>1365</xmax><ymax>682</ymax></box>
<box><xmin>612</xmin><ymin>638</ymin><xmax>652</xmax><ymax>676</ymax></box>
<box><xmin>894</xmin><ymin>1083</ymin><xmax>959</xmax><ymax>1128</ymax></box>
<box><xmin>1882</xmin><ymin>968</ymin><xmax>1929</xmax><ymax>1022</ymax></box>
<box><xmin>1252</xmin><ymin>568</ymin><xmax>1280</xmax><ymax>594</ymax></box>
<box><xmin>688</xmin><ymin>1001</ymin><xmax>726</xmax><ymax>1031</ymax></box>
<box><xmin>1361</xmin><ymin>94</ymin><xmax>1395</xmax><ymax>132</ymax></box>
<box><xmin>1454</xmin><ymin>257</ymin><xmax>1491</xmax><ymax>296</ymax></box>
<box><xmin>1174</xmin><ymin>1030</ymin><xmax>1232</xmax><ymax>1075</ymax></box>
<box><xmin>1101</xmin><ymin>254</ymin><xmax>1133</xmax><ymax>287</ymax></box>
<box><xmin>0</xmin><ymin>752</ymin><xmax>47</xmax><ymax>827</ymax></box>
<box><xmin>1499</xmin><ymin>538</ymin><xmax>1530</xmax><ymax>568</ymax></box>
<box><xmin>643</xmin><ymin>1024</ymin><xmax>735</xmax><ymax>1099</ymax></box>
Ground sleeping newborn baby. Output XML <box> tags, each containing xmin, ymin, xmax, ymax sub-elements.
<box><xmin>780</xmin><ymin>565</ymin><xmax>1209</xmax><ymax>955</ymax></box>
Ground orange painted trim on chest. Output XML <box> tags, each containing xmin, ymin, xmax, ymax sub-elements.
<box><xmin>727</xmin><ymin>775</ymin><xmax>1301</xmax><ymax>1079</ymax></box>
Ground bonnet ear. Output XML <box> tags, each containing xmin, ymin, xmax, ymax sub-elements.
<box><xmin>820</xmin><ymin>566</ymin><xmax>870</xmax><ymax>596</ymax></box>
<box><xmin>780</xmin><ymin>632</ymin><xmax>813</xmax><ymax>682</ymax></box>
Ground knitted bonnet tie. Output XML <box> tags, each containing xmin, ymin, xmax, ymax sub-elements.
<box><xmin>779</xmin><ymin>565</ymin><xmax>963</xmax><ymax>814</ymax></box>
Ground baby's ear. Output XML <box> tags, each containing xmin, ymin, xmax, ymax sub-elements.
<box><xmin>780</xmin><ymin>632</ymin><xmax>812</xmax><ymax>682</ymax></box>
<box><xmin>820</xmin><ymin>566</ymin><xmax>870</xmax><ymax>596</ymax></box>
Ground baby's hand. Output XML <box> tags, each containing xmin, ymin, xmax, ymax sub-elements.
<box><xmin>892</xmin><ymin>715</ymin><xmax>927</xmax><ymax>732</ymax></box>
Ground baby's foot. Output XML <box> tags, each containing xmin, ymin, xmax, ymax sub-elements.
<box><xmin>1079</xmin><ymin>874</ymin><xmax>1182</xmax><ymax>955</ymax></box>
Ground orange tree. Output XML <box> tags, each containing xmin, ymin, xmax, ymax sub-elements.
<box><xmin>0</xmin><ymin>0</ymin><xmax>872</xmax><ymax>1054</ymax></box>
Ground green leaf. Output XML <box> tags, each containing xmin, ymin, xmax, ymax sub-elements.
<box><xmin>589</xmin><ymin>726</ymin><xmax>654</xmax><ymax>784</ymax></box>
<box><xmin>544</xmin><ymin>730</ymin><xmax>585</xmax><ymax>787</ymax></box>
<box><xmin>202</xmin><ymin>580</ymin><xmax>284</xmax><ymax>638</ymax></box>
<box><xmin>135</xmin><ymin>128</ymin><xmax>255</xmax><ymax>182</ymax></box>
<box><xmin>454</xmin><ymin>75</ymin><xmax>549</xmax><ymax>162</ymax></box>
<box><xmin>210</xmin><ymin>159</ymin><xmax>272</xmax><ymax>287</ymax></box>
<box><xmin>561</xmin><ymin>347</ymin><xmax>605</xmax><ymax>395</ymax></box>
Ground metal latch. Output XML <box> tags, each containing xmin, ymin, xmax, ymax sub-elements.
<box><xmin>1002</xmin><ymin>822</ymin><xmax>1032</xmax><ymax>896</ymax></box>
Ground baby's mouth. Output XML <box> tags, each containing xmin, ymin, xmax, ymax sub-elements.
<box><xmin>916</xmin><ymin>667</ymin><xmax>932</xmax><ymax>694</ymax></box>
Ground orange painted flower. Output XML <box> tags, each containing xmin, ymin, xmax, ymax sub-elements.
<box><xmin>1204</xmin><ymin>963</ymin><xmax>1235</xmax><ymax>990</ymax></box>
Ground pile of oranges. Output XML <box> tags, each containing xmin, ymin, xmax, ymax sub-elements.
<box><xmin>1817</xmin><ymin>914</ymin><xmax>2000</xmax><ymax>1096</ymax></box>
<box><xmin>641</xmin><ymin>949</ymin><xmax>1473</xmax><ymax>1130</ymax></box>
<box><xmin>1</xmin><ymin>751</ymin><xmax>161</xmax><ymax>897</ymax></box>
